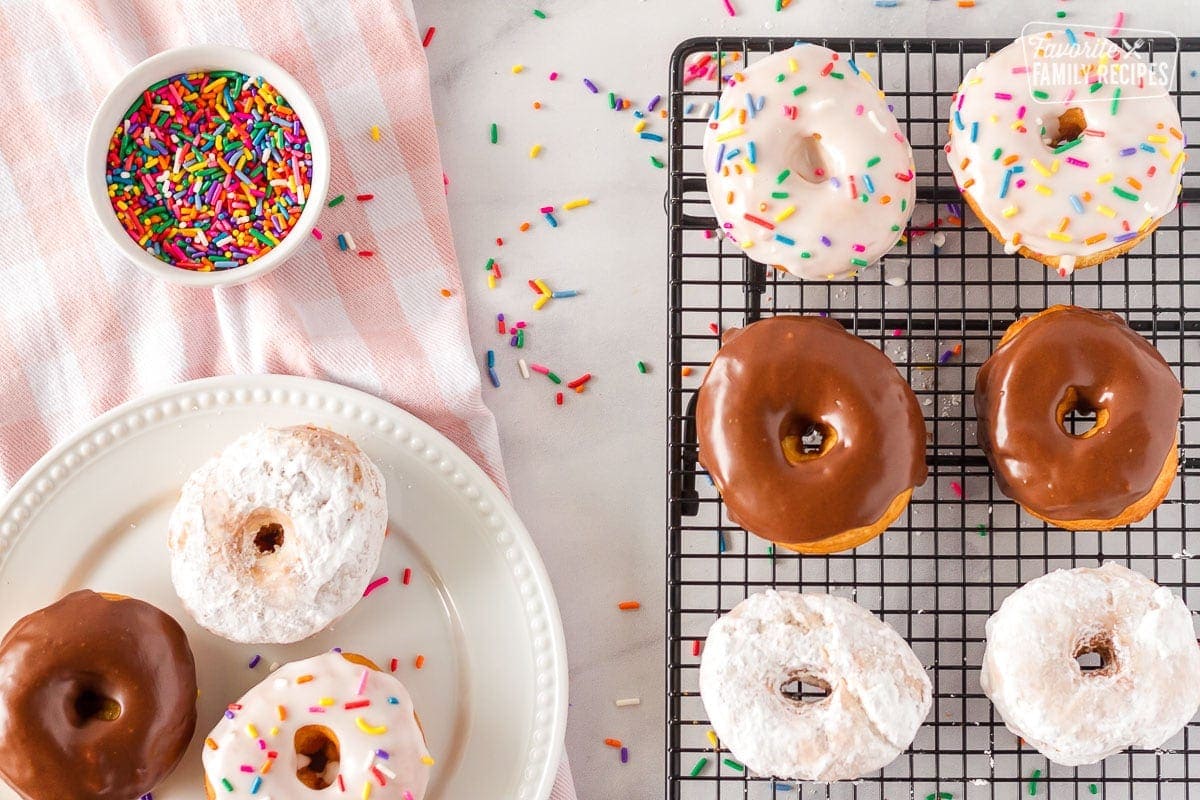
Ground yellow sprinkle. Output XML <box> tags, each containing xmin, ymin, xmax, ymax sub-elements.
<box><xmin>1050</xmin><ymin>159</ymin><xmax>1060</xmax><ymax>174</ymax></box>
<box><xmin>362</xmin><ymin>782</ymin><xmax>372</xmax><ymax>800</ymax></box>
<box><xmin>969</xmin><ymin>77</ymin><xmax>983</xmax><ymax>85</ymax></box>
<box><xmin>788</xmin><ymin>58</ymin><xmax>798</xmax><ymax>72</ymax></box>
<box><xmin>530</xmin><ymin>144</ymin><xmax>542</xmax><ymax>159</ymax></box>
<box><xmin>511</xmin><ymin>64</ymin><xmax>524</xmax><ymax>74</ymax></box>
<box><xmin>1031</xmin><ymin>159</ymin><xmax>1051</xmax><ymax>178</ymax></box>
<box><xmin>370</xmin><ymin>125</ymin><xmax>380</xmax><ymax>141</ymax></box>
<box><xmin>487</xmin><ymin>273</ymin><xmax>497</xmax><ymax>290</ymax></box>
<box><xmin>1034</xmin><ymin>184</ymin><xmax>1052</xmax><ymax>196</ymax></box>
<box><xmin>743</xmin><ymin>159</ymin><xmax>757</xmax><ymax>173</ymax></box>
<box><xmin>1147</xmin><ymin>134</ymin><xmax>1168</xmax><ymax>144</ymax></box>
<box><xmin>1171</xmin><ymin>152</ymin><xmax>1186</xmax><ymax>174</ymax></box>
<box><xmin>714</xmin><ymin>128</ymin><xmax>745</xmax><ymax>143</ymax></box>
<box><xmin>1046</xmin><ymin>231</ymin><xmax>1073</xmax><ymax>242</ymax></box>
<box><xmin>707</xmin><ymin>730</ymin><xmax>719</xmax><ymax>748</ymax></box>
<box><xmin>1138</xmin><ymin>215</ymin><xmax>1155</xmax><ymax>232</ymax></box>
<box><xmin>774</xmin><ymin>206</ymin><xmax>796</xmax><ymax>222</ymax></box>
<box><xmin>634</xmin><ymin>120</ymin><xmax>647</xmax><ymax>133</ymax></box>
<box><xmin>1009</xmin><ymin>120</ymin><xmax>1024</xmax><ymax>130</ymax></box>
<box><xmin>533</xmin><ymin>294</ymin><xmax>550</xmax><ymax>311</ymax></box>
<box><xmin>563</xmin><ymin>198</ymin><xmax>591</xmax><ymax>210</ymax></box>
<box><xmin>1096</xmin><ymin>204</ymin><xmax>1117</xmax><ymax>218</ymax></box>
<box><xmin>717</xmin><ymin>106</ymin><xmax>737</xmax><ymax>121</ymax></box>
<box><xmin>534</xmin><ymin>278</ymin><xmax>552</xmax><ymax>296</ymax></box>
<box><xmin>318</xmin><ymin>698</ymin><xmax>335</xmax><ymax>706</ymax></box>
<box><xmin>741</xmin><ymin>240</ymin><xmax>754</xmax><ymax>249</ymax></box>
<box><xmin>1002</xmin><ymin>206</ymin><xmax>1019</xmax><ymax>218</ymax></box>
<box><xmin>355</xmin><ymin>717</ymin><xmax>388</xmax><ymax>735</ymax></box>
<box><xmin>246</xmin><ymin>724</ymin><xmax>258</xmax><ymax>738</ymax></box>
<box><xmin>1095</xmin><ymin>172</ymin><xmax>1113</xmax><ymax>184</ymax></box>
<box><xmin>421</xmin><ymin>755</ymin><xmax>436</xmax><ymax>766</ymax></box>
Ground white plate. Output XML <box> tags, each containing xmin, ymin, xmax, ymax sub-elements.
<box><xmin>0</xmin><ymin>375</ymin><xmax>567</xmax><ymax>800</ymax></box>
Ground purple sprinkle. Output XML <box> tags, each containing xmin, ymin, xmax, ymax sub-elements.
<box><xmin>829</xmin><ymin>176</ymin><xmax>841</xmax><ymax>189</ymax></box>
<box><xmin>583</xmin><ymin>78</ymin><xmax>599</xmax><ymax>94</ymax></box>
<box><xmin>248</xmin><ymin>654</ymin><xmax>261</xmax><ymax>669</ymax></box>
<box><xmin>938</xmin><ymin>349</ymin><xmax>954</xmax><ymax>364</ymax></box>
<box><xmin>714</xmin><ymin>143</ymin><xmax>726</xmax><ymax>174</ymax></box>
<box><xmin>1119</xmin><ymin>147</ymin><xmax>1137</xmax><ymax>156</ymax></box>
<box><xmin>1065</xmin><ymin>157</ymin><xmax>1090</xmax><ymax>168</ymax></box>
<box><xmin>820</xmin><ymin>235</ymin><xmax>832</xmax><ymax>247</ymax></box>
<box><xmin>332</xmin><ymin>647</ymin><xmax>343</xmax><ymax>653</ymax></box>
<box><xmin>224</xmin><ymin>710</ymin><xmax>235</xmax><ymax>719</ymax></box>
<box><xmin>620</xmin><ymin>746</ymin><xmax>629</xmax><ymax>764</ymax></box>
<box><xmin>1113</xmin><ymin>231</ymin><xmax>1139</xmax><ymax>243</ymax></box>
<box><xmin>647</xmin><ymin>94</ymin><xmax>662</xmax><ymax>112</ymax></box>
<box><xmin>376</xmin><ymin>749</ymin><xmax>391</xmax><ymax>760</ymax></box>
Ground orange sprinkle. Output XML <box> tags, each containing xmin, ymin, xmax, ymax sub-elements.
<box><xmin>296</xmin><ymin>675</ymin><xmax>314</xmax><ymax>684</ymax></box>
<box><xmin>519</xmin><ymin>222</ymin><xmax>531</xmax><ymax>232</ymax></box>
<box><xmin>952</xmin><ymin>343</ymin><xmax>963</xmax><ymax>355</ymax></box>
<box><xmin>1057</xmin><ymin>216</ymin><xmax>1070</xmax><ymax>233</ymax></box>
<box><xmin>414</xmin><ymin>654</ymin><xmax>426</xmax><ymax>669</ymax></box>
<box><xmin>533</xmin><ymin>101</ymin><xmax>542</xmax><ymax>109</ymax></box>
<box><xmin>261</xmin><ymin>758</ymin><xmax>274</xmax><ymax>774</ymax></box>
<box><xmin>206</xmin><ymin>737</ymin><xmax>219</xmax><ymax>750</ymax></box>
<box><xmin>277</xmin><ymin>705</ymin><xmax>287</xmax><ymax>721</ymax></box>
<box><xmin>1002</xmin><ymin>154</ymin><xmax>1019</xmax><ymax>166</ymax></box>
<box><xmin>1127</xmin><ymin>177</ymin><xmax>1143</xmax><ymax>190</ymax></box>
<box><xmin>880</xmin><ymin>195</ymin><xmax>891</xmax><ymax>205</ymax></box>
<box><xmin>618</xmin><ymin>601</ymin><xmax>641</xmax><ymax>611</ymax></box>
<box><xmin>439</xmin><ymin>288</ymin><xmax>452</xmax><ymax>297</ymax></box>
<box><xmin>1084</xmin><ymin>233</ymin><xmax>1107</xmax><ymax>245</ymax></box>
<box><xmin>681</xmin><ymin>366</ymin><xmax>693</xmax><ymax>377</ymax></box>
<box><xmin>605</xmin><ymin>738</ymin><xmax>623</xmax><ymax>748</ymax></box>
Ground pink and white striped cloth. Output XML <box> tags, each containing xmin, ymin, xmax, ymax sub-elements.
<box><xmin>0</xmin><ymin>0</ymin><xmax>574</xmax><ymax>796</ymax></box>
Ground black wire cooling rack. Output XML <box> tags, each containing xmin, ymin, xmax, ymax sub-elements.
<box><xmin>666</xmin><ymin>36</ymin><xmax>1200</xmax><ymax>800</ymax></box>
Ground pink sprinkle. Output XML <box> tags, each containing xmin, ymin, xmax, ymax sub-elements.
<box><xmin>1010</xmin><ymin>66</ymin><xmax>1030</xmax><ymax>74</ymax></box>
<box><xmin>404</xmin><ymin>793</ymin><xmax>415</xmax><ymax>800</ymax></box>
<box><xmin>357</xmin><ymin>667</ymin><xmax>370</xmax><ymax>696</ymax></box>
<box><xmin>549</xmin><ymin>71</ymin><xmax>559</xmax><ymax>81</ymax></box>
<box><xmin>308</xmin><ymin>706</ymin><xmax>326</xmax><ymax>713</ymax></box>
<box><xmin>240</xmin><ymin>766</ymin><xmax>255</xmax><ymax>773</ymax></box>
<box><xmin>993</xmin><ymin>92</ymin><xmax>1013</xmax><ymax>100</ymax></box>
<box><xmin>950</xmin><ymin>481</ymin><xmax>965</xmax><ymax>499</ymax></box>
<box><xmin>311</xmin><ymin>227</ymin><xmax>323</xmax><ymax>240</ymax></box>
<box><xmin>852</xmin><ymin>243</ymin><xmax>866</xmax><ymax>252</ymax></box>
<box><xmin>855</xmin><ymin>104</ymin><xmax>864</xmax><ymax>116</ymax></box>
<box><xmin>722</xmin><ymin>0</ymin><xmax>736</xmax><ymax>16</ymax></box>
<box><xmin>539</xmin><ymin>205</ymin><xmax>554</xmax><ymax>213</ymax></box>
<box><xmin>530</xmin><ymin>363</ymin><xmax>550</xmax><ymax>375</ymax></box>
<box><xmin>892</xmin><ymin>328</ymin><xmax>904</xmax><ymax>337</ymax></box>
<box><xmin>1064</xmin><ymin>89</ymin><xmax>1076</xmax><ymax>102</ymax></box>
<box><xmin>1017</xmin><ymin>105</ymin><xmax>1026</xmax><ymax>119</ymax></box>
<box><xmin>1065</xmin><ymin>157</ymin><xmax>1090</xmax><ymax>168</ymax></box>
<box><xmin>258</xmin><ymin>739</ymin><xmax>267</xmax><ymax>750</ymax></box>
<box><xmin>1110</xmin><ymin>10</ymin><xmax>1125</xmax><ymax>35</ymax></box>
<box><xmin>363</xmin><ymin>576</ymin><xmax>390</xmax><ymax>597</ymax></box>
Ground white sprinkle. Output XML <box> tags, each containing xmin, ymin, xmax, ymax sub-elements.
<box><xmin>1172</xmin><ymin>549</ymin><xmax>1194</xmax><ymax>560</ymax></box>
<box><xmin>518</xmin><ymin>358</ymin><xmax>530</xmax><ymax>379</ymax></box>
<box><xmin>273</xmin><ymin>678</ymin><xmax>289</xmax><ymax>689</ymax></box>
<box><xmin>931</xmin><ymin>232</ymin><xmax>947</xmax><ymax>248</ymax></box>
<box><xmin>615</xmin><ymin>698</ymin><xmax>641</xmax><ymax>707</ymax></box>
<box><xmin>344</xmin><ymin>232</ymin><xmax>357</xmax><ymax>251</ymax></box>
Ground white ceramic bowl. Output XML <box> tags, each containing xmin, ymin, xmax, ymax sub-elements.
<box><xmin>84</xmin><ymin>45</ymin><xmax>330</xmax><ymax>288</ymax></box>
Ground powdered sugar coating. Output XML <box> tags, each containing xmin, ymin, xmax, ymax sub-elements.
<box><xmin>699</xmin><ymin>590</ymin><xmax>931</xmax><ymax>781</ymax></box>
<box><xmin>982</xmin><ymin>562</ymin><xmax>1200</xmax><ymax>766</ymax></box>
<box><xmin>168</xmin><ymin>426</ymin><xmax>388</xmax><ymax>644</ymax></box>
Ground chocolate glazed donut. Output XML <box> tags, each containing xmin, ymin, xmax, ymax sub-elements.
<box><xmin>696</xmin><ymin>316</ymin><xmax>928</xmax><ymax>552</ymax></box>
<box><xmin>975</xmin><ymin>305</ymin><xmax>1182</xmax><ymax>530</ymax></box>
<box><xmin>0</xmin><ymin>590</ymin><xmax>198</xmax><ymax>800</ymax></box>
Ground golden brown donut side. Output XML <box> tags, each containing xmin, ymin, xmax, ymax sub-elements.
<box><xmin>0</xmin><ymin>590</ymin><xmax>197</xmax><ymax>800</ymax></box>
<box><xmin>696</xmin><ymin>316</ymin><xmax>928</xmax><ymax>550</ymax></box>
<box><xmin>975</xmin><ymin>305</ymin><xmax>1182</xmax><ymax>529</ymax></box>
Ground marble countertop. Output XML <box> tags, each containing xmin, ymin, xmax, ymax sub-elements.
<box><xmin>411</xmin><ymin>1</ymin><xmax>1197</xmax><ymax>796</ymax></box>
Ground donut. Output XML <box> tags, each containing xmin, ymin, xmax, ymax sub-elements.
<box><xmin>982</xmin><ymin>562</ymin><xmax>1200</xmax><ymax>765</ymax></box>
<box><xmin>975</xmin><ymin>305</ymin><xmax>1181</xmax><ymax>530</ymax></box>
<box><xmin>696</xmin><ymin>316</ymin><xmax>927</xmax><ymax>552</ymax></box>
<box><xmin>168</xmin><ymin>425</ymin><xmax>388</xmax><ymax>643</ymax></box>
<box><xmin>702</xmin><ymin>44</ymin><xmax>916</xmax><ymax>279</ymax></box>
<box><xmin>0</xmin><ymin>590</ymin><xmax>197</xmax><ymax>800</ymax></box>
<box><xmin>946</xmin><ymin>30</ymin><xmax>1185</xmax><ymax>275</ymax></box>
<box><xmin>699</xmin><ymin>590</ymin><xmax>931</xmax><ymax>781</ymax></box>
<box><xmin>202</xmin><ymin>651</ymin><xmax>431</xmax><ymax>799</ymax></box>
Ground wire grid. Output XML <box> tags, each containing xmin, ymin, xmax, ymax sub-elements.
<box><xmin>666</xmin><ymin>36</ymin><xmax>1200</xmax><ymax>800</ymax></box>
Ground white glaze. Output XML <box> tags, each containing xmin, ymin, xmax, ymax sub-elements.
<box><xmin>982</xmin><ymin>563</ymin><xmax>1200</xmax><ymax>766</ymax></box>
<box><xmin>168</xmin><ymin>425</ymin><xmax>388</xmax><ymax>643</ymax></box>
<box><xmin>702</xmin><ymin>45</ymin><xmax>916</xmax><ymax>279</ymax></box>
<box><xmin>946</xmin><ymin>30</ymin><xmax>1184</xmax><ymax>274</ymax></box>
<box><xmin>698</xmin><ymin>590</ymin><xmax>931</xmax><ymax>781</ymax></box>
<box><xmin>203</xmin><ymin>652</ymin><xmax>431</xmax><ymax>799</ymax></box>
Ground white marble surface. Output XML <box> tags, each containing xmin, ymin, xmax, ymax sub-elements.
<box><xmin>411</xmin><ymin>1</ymin><xmax>1197</xmax><ymax>796</ymax></box>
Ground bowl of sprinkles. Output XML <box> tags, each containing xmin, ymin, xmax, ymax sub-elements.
<box><xmin>85</xmin><ymin>45</ymin><xmax>329</xmax><ymax>287</ymax></box>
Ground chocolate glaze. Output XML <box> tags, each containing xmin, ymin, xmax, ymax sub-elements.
<box><xmin>0</xmin><ymin>590</ymin><xmax>197</xmax><ymax>800</ymax></box>
<box><xmin>975</xmin><ymin>305</ymin><xmax>1182</xmax><ymax>521</ymax></box>
<box><xmin>696</xmin><ymin>316</ymin><xmax>928</xmax><ymax>545</ymax></box>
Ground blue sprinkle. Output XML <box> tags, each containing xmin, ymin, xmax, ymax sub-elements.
<box><xmin>874</xmin><ymin>0</ymin><xmax>898</xmax><ymax>6</ymax></box>
<box><xmin>640</xmin><ymin>132</ymin><xmax>664</xmax><ymax>142</ymax></box>
<box><xmin>848</xmin><ymin>59</ymin><xmax>860</xmax><ymax>75</ymax></box>
<box><xmin>970</xmin><ymin>121</ymin><xmax>979</xmax><ymax>143</ymax></box>
<box><xmin>717</xmin><ymin>530</ymin><xmax>726</xmax><ymax>553</ymax></box>
<box><xmin>745</xmin><ymin>93</ymin><xmax>757</xmax><ymax>118</ymax></box>
<box><xmin>999</xmin><ymin>168</ymin><xmax>1014</xmax><ymax>199</ymax></box>
<box><xmin>250</xmin><ymin>776</ymin><xmax>262</xmax><ymax>795</ymax></box>
<box><xmin>488</xmin><ymin>367</ymin><xmax>501</xmax><ymax>388</ymax></box>
<box><xmin>774</xmin><ymin>234</ymin><xmax>795</xmax><ymax>246</ymax></box>
<box><xmin>863</xmin><ymin>174</ymin><xmax>875</xmax><ymax>194</ymax></box>
<box><xmin>633</xmin><ymin>110</ymin><xmax>645</xmax><ymax>119</ymax></box>
<box><xmin>774</xmin><ymin>785</ymin><xmax>795</xmax><ymax>793</ymax></box>
<box><xmin>954</xmin><ymin>110</ymin><xmax>965</xmax><ymax>130</ymax></box>
<box><xmin>748</xmin><ymin>141</ymin><xmax>757</xmax><ymax>164</ymax></box>
<box><xmin>1139</xmin><ymin>143</ymin><xmax>1156</xmax><ymax>153</ymax></box>
<box><xmin>552</xmin><ymin>290</ymin><xmax>579</xmax><ymax>298</ymax></box>
<box><xmin>684</xmin><ymin>103</ymin><xmax>695</xmax><ymax>114</ymax></box>
<box><xmin>544</xmin><ymin>212</ymin><xmax>559</xmax><ymax>228</ymax></box>
<box><xmin>1070</xmin><ymin>194</ymin><xmax>1085</xmax><ymax>214</ymax></box>
<box><xmin>486</xmin><ymin>349</ymin><xmax>495</xmax><ymax>367</ymax></box>
<box><xmin>755</xmin><ymin>95</ymin><xmax>765</xmax><ymax>112</ymax></box>
<box><xmin>1065</xmin><ymin>28</ymin><xmax>1077</xmax><ymax>45</ymax></box>
<box><xmin>725</xmin><ymin>148</ymin><xmax>741</xmax><ymax>161</ymax></box>
<box><xmin>336</xmin><ymin>234</ymin><xmax>348</xmax><ymax>251</ymax></box>
<box><xmin>386</xmin><ymin>696</ymin><xmax>399</xmax><ymax>704</ymax></box>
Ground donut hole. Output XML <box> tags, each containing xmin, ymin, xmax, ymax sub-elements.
<box><xmin>294</xmin><ymin>725</ymin><xmax>341</xmax><ymax>790</ymax></box>
<box><xmin>254</xmin><ymin>522</ymin><xmax>285</xmax><ymax>554</ymax></box>
<box><xmin>240</xmin><ymin>508</ymin><xmax>292</xmax><ymax>559</ymax></box>
<box><xmin>780</xmin><ymin>416</ymin><xmax>837</xmax><ymax>464</ymax></box>
<box><xmin>1056</xmin><ymin>387</ymin><xmax>1110</xmax><ymax>439</ymax></box>
<box><xmin>779</xmin><ymin>673</ymin><xmax>831</xmax><ymax>705</ymax></box>
<box><xmin>786</xmin><ymin>133</ymin><xmax>831</xmax><ymax>184</ymax></box>
<box><xmin>72</xmin><ymin>687</ymin><xmax>121</xmax><ymax>725</ymax></box>
<box><xmin>1073</xmin><ymin>635</ymin><xmax>1118</xmax><ymax>677</ymax></box>
<box><xmin>1045</xmin><ymin>107</ymin><xmax>1088</xmax><ymax>148</ymax></box>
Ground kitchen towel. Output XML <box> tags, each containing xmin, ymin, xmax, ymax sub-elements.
<box><xmin>0</xmin><ymin>0</ymin><xmax>574</xmax><ymax>796</ymax></box>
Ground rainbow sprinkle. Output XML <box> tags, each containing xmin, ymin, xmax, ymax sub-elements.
<box><xmin>104</xmin><ymin>71</ymin><xmax>312</xmax><ymax>271</ymax></box>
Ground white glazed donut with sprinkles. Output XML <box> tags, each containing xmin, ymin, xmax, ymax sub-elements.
<box><xmin>702</xmin><ymin>44</ymin><xmax>916</xmax><ymax>280</ymax></box>
<box><xmin>203</xmin><ymin>651</ymin><xmax>432</xmax><ymax>799</ymax></box>
<box><xmin>946</xmin><ymin>29</ymin><xmax>1185</xmax><ymax>275</ymax></box>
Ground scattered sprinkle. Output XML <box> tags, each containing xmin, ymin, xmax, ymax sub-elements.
<box><xmin>363</xmin><ymin>576</ymin><xmax>389</xmax><ymax>597</ymax></box>
<box><xmin>618</xmin><ymin>601</ymin><xmax>641</xmax><ymax>611</ymax></box>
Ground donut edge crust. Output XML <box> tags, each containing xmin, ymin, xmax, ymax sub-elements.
<box><xmin>988</xmin><ymin>305</ymin><xmax>1179</xmax><ymax>530</ymax></box>
<box><xmin>775</xmin><ymin>488</ymin><xmax>913</xmax><ymax>554</ymax></box>
<box><xmin>947</xmin><ymin>121</ymin><xmax>1160</xmax><ymax>271</ymax></box>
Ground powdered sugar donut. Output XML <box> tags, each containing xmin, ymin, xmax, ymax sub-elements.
<box><xmin>202</xmin><ymin>651</ymin><xmax>431</xmax><ymax>799</ymax></box>
<box><xmin>702</xmin><ymin>44</ymin><xmax>916</xmax><ymax>279</ymax></box>
<box><xmin>168</xmin><ymin>425</ymin><xmax>388</xmax><ymax>644</ymax></box>
<box><xmin>946</xmin><ymin>30</ymin><xmax>1185</xmax><ymax>275</ymax></box>
<box><xmin>699</xmin><ymin>590</ymin><xmax>931</xmax><ymax>781</ymax></box>
<box><xmin>982</xmin><ymin>563</ymin><xmax>1200</xmax><ymax>766</ymax></box>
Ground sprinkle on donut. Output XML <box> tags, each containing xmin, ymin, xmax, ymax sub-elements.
<box><xmin>946</xmin><ymin>29</ymin><xmax>1185</xmax><ymax>274</ymax></box>
<box><xmin>702</xmin><ymin>44</ymin><xmax>916</xmax><ymax>279</ymax></box>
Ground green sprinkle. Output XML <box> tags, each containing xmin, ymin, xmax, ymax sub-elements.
<box><xmin>1032</xmin><ymin>90</ymin><xmax>1050</xmax><ymax>100</ymax></box>
<box><xmin>1112</xmin><ymin>186</ymin><xmax>1139</xmax><ymax>202</ymax></box>
<box><xmin>776</xmin><ymin>169</ymin><xmax>791</xmax><ymax>183</ymax></box>
<box><xmin>608</xmin><ymin>92</ymin><xmax>616</xmax><ymax>109</ymax></box>
<box><xmin>650</xmin><ymin>156</ymin><xmax>665</xmax><ymax>169</ymax></box>
<box><xmin>689</xmin><ymin>757</ymin><xmax>709</xmax><ymax>777</ymax></box>
<box><xmin>992</xmin><ymin>147</ymin><xmax>1003</xmax><ymax>160</ymax></box>
<box><xmin>1111</xmin><ymin>87</ymin><xmax>1121</xmax><ymax>115</ymax></box>
<box><xmin>1029</xmin><ymin>768</ymin><xmax>1042</xmax><ymax>796</ymax></box>
<box><xmin>829</xmin><ymin>72</ymin><xmax>844</xmax><ymax>80</ymax></box>
<box><xmin>722</xmin><ymin>758</ymin><xmax>745</xmax><ymax>772</ymax></box>
<box><xmin>925</xmin><ymin>794</ymin><xmax>937</xmax><ymax>800</ymax></box>
<box><xmin>866</xmin><ymin>156</ymin><xmax>881</xmax><ymax>167</ymax></box>
<box><xmin>767</xmin><ymin>544</ymin><xmax>774</xmax><ymax>556</ymax></box>
<box><xmin>490</xmin><ymin>123</ymin><xmax>498</xmax><ymax>144</ymax></box>
<box><xmin>1053</xmin><ymin>137</ymin><xmax>1082</xmax><ymax>154</ymax></box>
<box><xmin>327</xmin><ymin>194</ymin><xmax>345</xmax><ymax>208</ymax></box>
<box><xmin>1056</xmin><ymin>9</ymin><xmax>1066</xmax><ymax>16</ymax></box>
<box><xmin>1089</xmin><ymin>785</ymin><xmax>1099</xmax><ymax>795</ymax></box>
<box><xmin>800</xmin><ymin>251</ymin><xmax>812</xmax><ymax>259</ymax></box>
<box><xmin>532</xmin><ymin>8</ymin><xmax>547</xmax><ymax>18</ymax></box>
<box><xmin>977</xmin><ymin>523</ymin><xmax>988</xmax><ymax>537</ymax></box>
<box><xmin>792</xmin><ymin>85</ymin><xmax>808</xmax><ymax>96</ymax></box>
<box><xmin>900</xmin><ymin>198</ymin><xmax>907</xmax><ymax>211</ymax></box>
<box><xmin>637</xmin><ymin>361</ymin><xmax>647</xmax><ymax>374</ymax></box>
<box><xmin>221</xmin><ymin>778</ymin><xmax>234</xmax><ymax>792</ymax></box>
<box><xmin>851</xmin><ymin>258</ymin><xmax>869</xmax><ymax>267</ymax></box>
<box><xmin>771</xmin><ymin>192</ymin><xmax>789</xmax><ymax>198</ymax></box>
<box><xmin>547</xmin><ymin>371</ymin><xmax>562</xmax><ymax>384</ymax></box>
<box><xmin>1089</xmin><ymin>80</ymin><xmax>1104</xmax><ymax>93</ymax></box>
<box><xmin>485</xmin><ymin>258</ymin><xmax>495</xmax><ymax>271</ymax></box>
<box><xmin>939</xmin><ymin>794</ymin><xmax>954</xmax><ymax>800</ymax></box>
<box><xmin>775</xmin><ymin>73</ymin><xmax>786</xmax><ymax>83</ymax></box>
